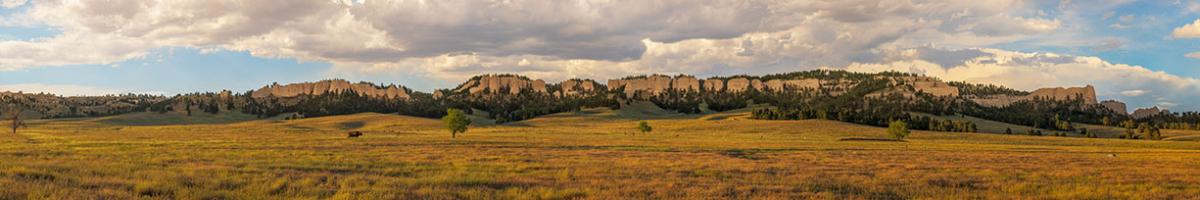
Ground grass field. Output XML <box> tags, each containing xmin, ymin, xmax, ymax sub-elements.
<box><xmin>2</xmin><ymin>109</ymin><xmax>1199</xmax><ymax>199</ymax></box>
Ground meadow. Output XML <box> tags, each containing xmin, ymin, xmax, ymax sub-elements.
<box><xmin>1</xmin><ymin>108</ymin><xmax>1199</xmax><ymax>199</ymax></box>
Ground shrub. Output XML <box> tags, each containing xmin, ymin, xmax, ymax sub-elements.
<box><xmin>888</xmin><ymin>121</ymin><xmax>910</xmax><ymax>140</ymax></box>
<box><xmin>637</xmin><ymin>121</ymin><xmax>652</xmax><ymax>134</ymax></box>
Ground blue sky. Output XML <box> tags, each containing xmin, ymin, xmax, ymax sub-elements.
<box><xmin>1</xmin><ymin>0</ymin><xmax>1199</xmax><ymax>111</ymax></box>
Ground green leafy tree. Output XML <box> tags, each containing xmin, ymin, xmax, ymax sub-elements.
<box><xmin>637</xmin><ymin>121</ymin><xmax>652</xmax><ymax>134</ymax></box>
<box><xmin>888</xmin><ymin>121</ymin><xmax>910</xmax><ymax>141</ymax></box>
<box><xmin>442</xmin><ymin>108</ymin><xmax>472</xmax><ymax>138</ymax></box>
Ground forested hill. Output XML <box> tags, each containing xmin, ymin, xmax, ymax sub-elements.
<box><xmin>2</xmin><ymin>70</ymin><xmax>1197</xmax><ymax>135</ymax></box>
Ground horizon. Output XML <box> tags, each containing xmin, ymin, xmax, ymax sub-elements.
<box><xmin>4</xmin><ymin>1</ymin><xmax>1200</xmax><ymax>199</ymax></box>
<box><xmin>3</xmin><ymin>0</ymin><xmax>1200</xmax><ymax>111</ymax></box>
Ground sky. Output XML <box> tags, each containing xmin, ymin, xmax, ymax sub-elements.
<box><xmin>1</xmin><ymin>0</ymin><xmax>1199</xmax><ymax>112</ymax></box>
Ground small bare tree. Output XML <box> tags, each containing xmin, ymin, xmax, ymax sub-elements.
<box><xmin>3</xmin><ymin>106</ymin><xmax>25</xmax><ymax>134</ymax></box>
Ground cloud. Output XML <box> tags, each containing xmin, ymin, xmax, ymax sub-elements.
<box><xmin>1</xmin><ymin>0</ymin><xmax>25</xmax><ymax>8</ymax></box>
<box><xmin>1120</xmin><ymin>89</ymin><xmax>1147</xmax><ymax>97</ymax></box>
<box><xmin>962</xmin><ymin>15</ymin><xmax>1062</xmax><ymax>36</ymax></box>
<box><xmin>1091</xmin><ymin>38</ymin><xmax>1124</xmax><ymax>51</ymax></box>
<box><xmin>1173</xmin><ymin>19</ymin><xmax>1200</xmax><ymax>38</ymax></box>
<box><xmin>1</xmin><ymin>0</ymin><xmax>1196</xmax><ymax>110</ymax></box>
<box><xmin>1108</xmin><ymin>15</ymin><xmax>1135</xmax><ymax>29</ymax></box>
<box><xmin>1187</xmin><ymin>52</ymin><xmax>1200</xmax><ymax>59</ymax></box>
<box><xmin>1</xmin><ymin>0</ymin><xmax>1059</xmax><ymax>71</ymax></box>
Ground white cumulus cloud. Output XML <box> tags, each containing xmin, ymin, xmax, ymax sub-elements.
<box><xmin>1173</xmin><ymin>19</ymin><xmax>1200</xmax><ymax>38</ymax></box>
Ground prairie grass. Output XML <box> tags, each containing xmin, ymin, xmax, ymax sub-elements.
<box><xmin>1</xmin><ymin>110</ymin><xmax>1199</xmax><ymax>199</ymax></box>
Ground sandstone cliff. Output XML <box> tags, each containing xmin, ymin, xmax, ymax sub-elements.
<box><xmin>559</xmin><ymin>79</ymin><xmax>601</xmax><ymax>96</ymax></box>
<box><xmin>1029</xmin><ymin>85</ymin><xmax>1097</xmax><ymax>104</ymax></box>
<box><xmin>969</xmin><ymin>85</ymin><xmax>1097</xmax><ymax>107</ymax></box>
<box><xmin>607</xmin><ymin>75</ymin><xmax>679</xmax><ymax>96</ymax></box>
<box><xmin>764</xmin><ymin>79</ymin><xmax>821</xmax><ymax>91</ymax></box>
<box><xmin>703</xmin><ymin>78</ymin><xmax>724</xmax><ymax>91</ymax></box>
<box><xmin>251</xmin><ymin>79</ymin><xmax>410</xmax><ymax>99</ymax></box>
<box><xmin>1132</xmin><ymin>107</ymin><xmax>1168</xmax><ymax>119</ymax></box>
<box><xmin>1101</xmin><ymin>100</ymin><xmax>1127</xmax><ymax>115</ymax></box>
<box><xmin>455</xmin><ymin>75</ymin><xmax>548</xmax><ymax>95</ymax></box>
<box><xmin>903</xmin><ymin>77</ymin><xmax>959</xmax><ymax>97</ymax></box>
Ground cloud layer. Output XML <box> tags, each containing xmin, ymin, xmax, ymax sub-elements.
<box><xmin>1</xmin><ymin>0</ymin><xmax>1197</xmax><ymax>111</ymax></box>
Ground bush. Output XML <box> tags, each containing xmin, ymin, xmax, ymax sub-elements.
<box><xmin>637</xmin><ymin>121</ymin><xmax>652</xmax><ymax>134</ymax></box>
<box><xmin>888</xmin><ymin>121</ymin><xmax>910</xmax><ymax>140</ymax></box>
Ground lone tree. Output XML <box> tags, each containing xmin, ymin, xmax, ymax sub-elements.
<box><xmin>887</xmin><ymin>120</ymin><xmax>910</xmax><ymax>141</ymax></box>
<box><xmin>3</xmin><ymin>105</ymin><xmax>25</xmax><ymax>134</ymax></box>
<box><xmin>442</xmin><ymin>108</ymin><xmax>471</xmax><ymax>138</ymax></box>
<box><xmin>637</xmin><ymin>121</ymin><xmax>652</xmax><ymax>134</ymax></box>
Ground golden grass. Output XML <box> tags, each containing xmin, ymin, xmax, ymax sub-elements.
<box><xmin>2</xmin><ymin>110</ymin><xmax>1200</xmax><ymax>199</ymax></box>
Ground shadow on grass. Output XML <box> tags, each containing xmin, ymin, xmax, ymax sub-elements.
<box><xmin>837</xmin><ymin>137</ymin><xmax>904</xmax><ymax>142</ymax></box>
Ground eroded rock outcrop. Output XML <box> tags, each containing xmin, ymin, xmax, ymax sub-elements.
<box><xmin>726</xmin><ymin>78</ymin><xmax>751</xmax><ymax>92</ymax></box>
<box><xmin>703</xmin><ymin>78</ymin><xmax>724</xmax><ymax>91</ymax></box>
<box><xmin>607</xmin><ymin>75</ymin><xmax>677</xmax><ymax>96</ymax></box>
<box><xmin>969</xmin><ymin>85</ymin><xmax>1097</xmax><ymax>107</ymax></box>
<box><xmin>560</xmin><ymin>79</ymin><xmax>600</xmax><ymax>96</ymax></box>
<box><xmin>251</xmin><ymin>79</ymin><xmax>410</xmax><ymax>99</ymax></box>
<box><xmin>1101</xmin><ymin>100</ymin><xmax>1127</xmax><ymax>115</ymax></box>
<box><xmin>764</xmin><ymin>79</ymin><xmax>821</xmax><ymax>91</ymax></box>
<box><xmin>904</xmin><ymin>77</ymin><xmax>959</xmax><ymax>97</ymax></box>
<box><xmin>456</xmin><ymin>75</ymin><xmax>548</xmax><ymax>95</ymax></box>
<box><xmin>1132</xmin><ymin>106</ymin><xmax>1168</xmax><ymax>119</ymax></box>
<box><xmin>1029</xmin><ymin>85</ymin><xmax>1097</xmax><ymax>104</ymax></box>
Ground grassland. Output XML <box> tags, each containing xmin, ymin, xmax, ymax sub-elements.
<box><xmin>1</xmin><ymin>109</ymin><xmax>1199</xmax><ymax>199</ymax></box>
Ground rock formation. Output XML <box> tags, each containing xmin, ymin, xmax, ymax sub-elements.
<box><xmin>765</xmin><ymin>79</ymin><xmax>821</xmax><ymax>91</ymax></box>
<box><xmin>1101</xmin><ymin>100</ymin><xmax>1127</xmax><ymax>115</ymax></box>
<box><xmin>1028</xmin><ymin>85</ymin><xmax>1097</xmax><ymax>104</ymax></box>
<box><xmin>456</xmin><ymin>75</ymin><xmax>548</xmax><ymax>95</ymax></box>
<box><xmin>703</xmin><ymin>78</ymin><xmax>724</xmax><ymax>91</ymax></box>
<box><xmin>904</xmin><ymin>77</ymin><xmax>959</xmax><ymax>97</ymax></box>
<box><xmin>672</xmin><ymin>76</ymin><xmax>701</xmax><ymax>92</ymax></box>
<box><xmin>726</xmin><ymin>78</ymin><xmax>751</xmax><ymax>92</ymax></box>
<box><xmin>251</xmin><ymin>79</ymin><xmax>410</xmax><ymax>99</ymax></box>
<box><xmin>750</xmin><ymin>79</ymin><xmax>765</xmax><ymax>91</ymax></box>
<box><xmin>1132</xmin><ymin>107</ymin><xmax>1168</xmax><ymax>119</ymax></box>
<box><xmin>559</xmin><ymin>79</ymin><xmax>600</xmax><ymax>96</ymax></box>
<box><xmin>607</xmin><ymin>75</ymin><xmax>676</xmax><ymax>96</ymax></box>
<box><xmin>969</xmin><ymin>85</ymin><xmax>1097</xmax><ymax>107</ymax></box>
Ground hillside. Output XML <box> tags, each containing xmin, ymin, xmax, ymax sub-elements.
<box><xmin>3</xmin><ymin>70</ymin><xmax>1197</xmax><ymax>140</ymax></box>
